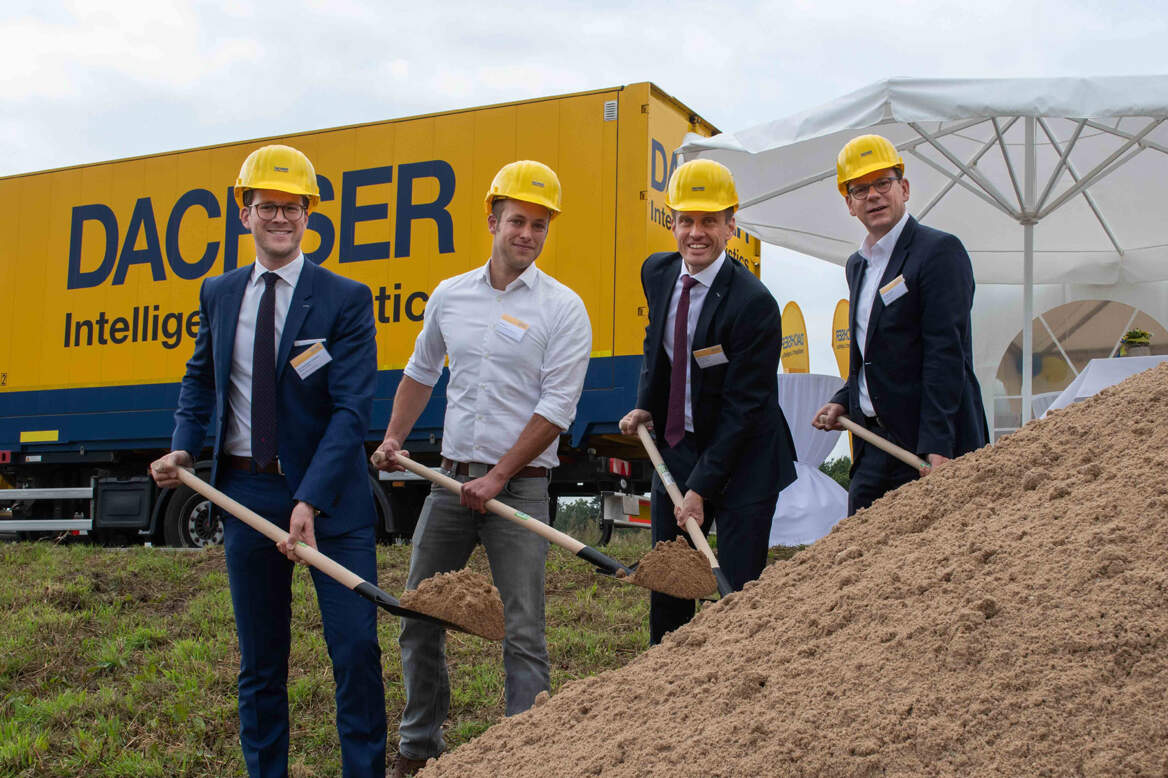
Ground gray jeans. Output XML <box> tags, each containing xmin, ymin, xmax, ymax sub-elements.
<box><xmin>397</xmin><ymin>469</ymin><xmax>551</xmax><ymax>760</ymax></box>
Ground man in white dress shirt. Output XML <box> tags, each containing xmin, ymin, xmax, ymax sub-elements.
<box><xmin>373</xmin><ymin>160</ymin><xmax>591</xmax><ymax>776</ymax></box>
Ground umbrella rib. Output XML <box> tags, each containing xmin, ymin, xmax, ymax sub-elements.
<box><xmin>909</xmin><ymin>121</ymin><xmax>1021</xmax><ymax>217</ymax></box>
<box><xmin>1036</xmin><ymin>118</ymin><xmax>1123</xmax><ymax>256</ymax></box>
<box><xmin>1038</xmin><ymin>117</ymin><xmax>1165</xmax><ymax>219</ymax></box>
<box><xmin>907</xmin><ymin>146</ymin><xmax>1019</xmax><ymax>220</ymax></box>
<box><xmin>919</xmin><ymin>117</ymin><xmax>1021</xmax><ymax>221</ymax></box>
<box><xmin>1034</xmin><ymin>119</ymin><xmax>1087</xmax><ymax>213</ymax></box>
<box><xmin>1080</xmin><ymin>118</ymin><xmax>1168</xmax><ymax>157</ymax></box>
<box><xmin>732</xmin><ymin>118</ymin><xmax>991</xmax><ymax>211</ymax></box>
<box><xmin>992</xmin><ymin>117</ymin><xmax>1026</xmax><ymax>210</ymax></box>
<box><xmin>738</xmin><ymin>167</ymin><xmax>836</xmax><ymax>210</ymax></box>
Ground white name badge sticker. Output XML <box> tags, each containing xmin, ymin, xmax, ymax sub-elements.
<box><xmin>880</xmin><ymin>275</ymin><xmax>909</xmax><ymax>305</ymax></box>
<box><xmin>693</xmin><ymin>344</ymin><xmax>729</xmax><ymax>368</ymax></box>
<box><xmin>497</xmin><ymin>313</ymin><xmax>530</xmax><ymax>343</ymax></box>
<box><xmin>291</xmin><ymin>341</ymin><xmax>332</xmax><ymax>379</ymax></box>
<box><xmin>294</xmin><ymin>337</ymin><xmax>326</xmax><ymax>347</ymax></box>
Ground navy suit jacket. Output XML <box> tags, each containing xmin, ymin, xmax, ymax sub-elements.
<box><xmin>637</xmin><ymin>252</ymin><xmax>796</xmax><ymax>504</ymax></box>
<box><xmin>830</xmin><ymin>216</ymin><xmax>988</xmax><ymax>462</ymax></box>
<box><xmin>171</xmin><ymin>259</ymin><xmax>378</xmax><ymax>537</ymax></box>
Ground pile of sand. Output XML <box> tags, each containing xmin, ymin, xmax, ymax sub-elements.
<box><xmin>420</xmin><ymin>363</ymin><xmax>1168</xmax><ymax>776</ymax></box>
<box><xmin>629</xmin><ymin>537</ymin><xmax>717</xmax><ymax>599</ymax></box>
<box><xmin>400</xmin><ymin>569</ymin><xmax>505</xmax><ymax>641</ymax></box>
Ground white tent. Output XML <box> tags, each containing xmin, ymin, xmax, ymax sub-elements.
<box><xmin>683</xmin><ymin>76</ymin><xmax>1168</xmax><ymax>435</ymax></box>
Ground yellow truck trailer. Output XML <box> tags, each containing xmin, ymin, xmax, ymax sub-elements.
<box><xmin>0</xmin><ymin>82</ymin><xmax>761</xmax><ymax>546</ymax></box>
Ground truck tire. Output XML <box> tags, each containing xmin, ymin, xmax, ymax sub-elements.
<box><xmin>163</xmin><ymin>484</ymin><xmax>223</xmax><ymax>548</ymax></box>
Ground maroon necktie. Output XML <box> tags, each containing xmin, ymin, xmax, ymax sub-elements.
<box><xmin>251</xmin><ymin>272</ymin><xmax>279</xmax><ymax>469</ymax></box>
<box><xmin>665</xmin><ymin>274</ymin><xmax>699</xmax><ymax>447</ymax></box>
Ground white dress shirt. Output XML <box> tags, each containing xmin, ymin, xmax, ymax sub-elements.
<box><xmin>403</xmin><ymin>260</ymin><xmax>592</xmax><ymax>469</ymax></box>
<box><xmin>662</xmin><ymin>253</ymin><xmax>725</xmax><ymax>434</ymax></box>
<box><xmin>854</xmin><ymin>212</ymin><xmax>909</xmax><ymax>418</ymax></box>
<box><xmin>223</xmin><ymin>255</ymin><xmax>305</xmax><ymax>456</ymax></box>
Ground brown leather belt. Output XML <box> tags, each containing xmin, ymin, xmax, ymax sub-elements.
<box><xmin>441</xmin><ymin>458</ymin><xmax>547</xmax><ymax>479</ymax></box>
<box><xmin>224</xmin><ymin>455</ymin><xmax>282</xmax><ymax>475</ymax></box>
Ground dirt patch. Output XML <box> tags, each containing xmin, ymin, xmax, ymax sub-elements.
<box><xmin>419</xmin><ymin>362</ymin><xmax>1168</xmax><ymax>776</ymax></box>
<box><xmin>628</xmin><ymin>537</ymin><xmax>716</xmax><ymax>600</ymax></box>
<box><xmin>401</xmin><ymin>569</ymin><xmax>505</xmax><ymax>641</ymax></box>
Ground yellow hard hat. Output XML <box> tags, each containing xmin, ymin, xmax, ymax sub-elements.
<box><xmin>484</xmin><ymin>160</ymin><xmax>562</xmax><ymax>218</ymax></box>
<box><xmin>836</xmin><ymin>134</ymin><xmax>904</xmax><ymax>196</ymax></box>
<box><xmin>665</xmin><ymin>159</ymin><xmax>738</xmax><ymax>213</ymax></box>
<box><xmin>234</xmin><ymin>145</ymin><xmax>321</xmax><ymax>211</ymax></box>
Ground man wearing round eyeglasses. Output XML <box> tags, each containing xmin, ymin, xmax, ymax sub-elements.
<box><xmin>812</xmin><ymin>134</ymin><xmax>987</xmax><ymax>514</ymax></box>
<box><xmin>150</xmin><ymin>144</ymin><xmax>387</xmax><ymax>777</ymax></box>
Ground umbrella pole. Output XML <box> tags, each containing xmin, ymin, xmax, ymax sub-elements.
<box><xmin>1021</xmin><ymin>117</ymin><xmax>1037</xmax><ymax>430</ymax></box>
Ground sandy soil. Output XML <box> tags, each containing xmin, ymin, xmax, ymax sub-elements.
<box><xmin>418</xmin><ymin>362</ymin><xmax>1168</xmax><ymax>776</ymax></box>
<box><xmin>629</xmin><ymin>537</ymin><xmax>717</xmax><ymax>600</ymax></box>
<box><xmin>400</xmin><ymin>569</ymin><xmax>505</xmax><ymax>642</ymax></box>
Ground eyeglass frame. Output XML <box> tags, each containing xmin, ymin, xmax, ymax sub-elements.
<box><xmin>846</xmin><ymin>174</ymin><xmax>903</xmax><ymax>201</ymax></box>
<box><xmin>250</xmin><ymin>201</ymin><xmax>307</xmax><ymax>221</ymax></box>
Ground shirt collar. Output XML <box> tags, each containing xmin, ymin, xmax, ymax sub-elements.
<box><xmin>859</xmin><ymin>211</ymin><xmax>910</xmax><ymax>262</ymax></box>
<box><xmin>479</xmin><ymin>259</ymin><xmax>540</xmax><ymax>292</ymax></box>
<box><xmin>251</xmin><ymin>254</ymin><xmax>305</xmax><ymax>288</ymax></box>
<box><xmin>682</xmin><ymin>252</ymin><xmax>726</xmax><ymax>287</ymax></box>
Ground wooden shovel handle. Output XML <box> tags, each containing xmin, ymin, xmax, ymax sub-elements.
<box><xmin>635</xmin><ymin>425</ymin><xmax>720</xmax><ymax>572</ymax></box>
<box><xmin>371</xmin><ymin>451</ymin><xmax>633</xmax><ymax>577</ymax></box>
<box><xmin>174</xmin><ymin>467</ymin><xmax>363</xmax><ymax>588</ymax></box>
<box><xmin>833</xmin><ymin>415</ymin><xmax>930</xmax><ymax>474</ymax></box>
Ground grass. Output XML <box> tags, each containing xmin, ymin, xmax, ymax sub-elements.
<box><xmin>0</xmin><ymin>531</ymin><xmax>661</xmax><ymax>776</ymax></box>
<box><xmin>0</xmin><ymin>531</ymin><xmax>803</xmax><ymax>775</ymax></box>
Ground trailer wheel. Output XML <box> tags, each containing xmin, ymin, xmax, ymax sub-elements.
<box><xmin>163</xmin><ymin>485</ymin><xmax>223</xmax><ymax>548</ymax></box>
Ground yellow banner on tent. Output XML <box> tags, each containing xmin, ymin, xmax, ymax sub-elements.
<box><xmin>832</xmin><ymin>299</ymin><xmax>850</xmax><ymax>379</ymax></box>
<box><xmin>780</xmin><ymin>301</ymin><xmax>809</xmax><ymax>373</ymax></box>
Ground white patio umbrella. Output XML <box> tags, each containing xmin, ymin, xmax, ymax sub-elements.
<box><xmin>682</xmin><ymin>76</ymin><xmax>1168</xmax><ymax>425</ymax></box>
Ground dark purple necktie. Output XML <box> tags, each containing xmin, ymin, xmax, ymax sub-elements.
<box><xmin>251</xmin><ymin>272</ymin><xmax>279</xmax><ymax>469</ymax></box>
<box><xmin>665</xmin><ymin>274</ymin><xmax>699</xmax><ymax>448</ymax></box>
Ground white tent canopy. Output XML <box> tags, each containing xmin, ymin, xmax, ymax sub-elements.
<box><xmin>683</xmin><ymin>76</ymin><xmax>1168</xmax><ymax>425</ymax></box>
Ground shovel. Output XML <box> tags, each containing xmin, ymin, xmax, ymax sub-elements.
<box><xmin>831</xmin><ymin>416</ymin><xmax>931</xmax><ymax>475</ymax></box>
<box><xmin>635</xmin><ymin>425</ymin><xmax>734</xmax><ymax>597</ymax></box>
<box><xmin>373</xmin><ymin>451</ymin><xmax>710</xmax><ymax>599</ymax></box>
<box><xmin>171</xmin><ymin>467</ymin><xmax>476</xmax><ymax>636</ymax></box>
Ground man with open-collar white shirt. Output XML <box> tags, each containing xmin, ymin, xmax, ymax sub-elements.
<box><xmin>373</xmin><ymin>160</ymin><xmax>590</xmax><ymax>777</ymax></box>
<box><xmin>813</xmin><ymin>134</ymin><xmax>987</xmax><ymax>515</ymax></box>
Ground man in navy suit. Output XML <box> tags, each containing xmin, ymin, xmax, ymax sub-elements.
<box><xmin>813</xmin><ymin>134</ymin><xmax>988</xmax><ymax>515</ymax></box>
<box><xmin>150</xmin><ymin>145</ymin><xmax>386</xmax><ymax>778</ymax></box>
<box><xmin>620</xmin><ymin>159</ymin><xmax>796</xmax><ymax>644</ymax></box>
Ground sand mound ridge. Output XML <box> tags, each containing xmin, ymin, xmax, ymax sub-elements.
<box><xmin>419</xmin><ymin>363</ymin><xmax>1168</xmax><ymax>777</ymax></box>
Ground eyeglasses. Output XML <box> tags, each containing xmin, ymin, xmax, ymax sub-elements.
<box><xmin>847</xmin><ymin>176</ymin><xmax>901</xmax><ymax>200</ymax></box>
<box><xmin>252</xmin><ymin>202</ymin><xmax>306</xmax><ymax>221</ymax></box>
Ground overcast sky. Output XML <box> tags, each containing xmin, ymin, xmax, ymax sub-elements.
<box><xmin>3</xmin><ymin>0</ymin><xmax>1164</xmax><ymax>456</ymax></box>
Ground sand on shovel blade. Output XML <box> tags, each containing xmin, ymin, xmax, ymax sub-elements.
<box><xmin>400</xmin><ymin>569</ymin><xmax>505</xmax><ymax>641</ymax></box>
<box><xmin>626</xmin><ymin>537</ymin><xmax>717</xmax><ymax>599</ymax></box>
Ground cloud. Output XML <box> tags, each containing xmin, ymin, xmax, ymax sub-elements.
<box><xmin>0</xmin><ymin>0</ymin><xmax>1165</xmax><ymax>175</ymax></box>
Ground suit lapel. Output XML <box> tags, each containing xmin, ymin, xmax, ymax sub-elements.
<box><xmin>276</xmin><ymin>260</ymin><xmax>315</xmax><ymax>382</ymax></box>
<box><xmin>688</xmin><ymin>259</ymin><xmax>733</xmax><ymax>405</ymax></box>
<box><xmin>693</xmin><ymin>258</ymin><xmax>732</xmax><ymax>348</ymax></box>
<box><xmin>864</xmin><ymin>216</ymin><xmax>916</xmax><ymax>355</ymax></box>
<box><xmin>216</xmin><ymin>269</ymin><xmax>250</xmax><ymax>401</ymax></box>
<box><xmin>649</xmin><ymin>256</ymin><xmax>681</xmax><ymax>355</ymax></box>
